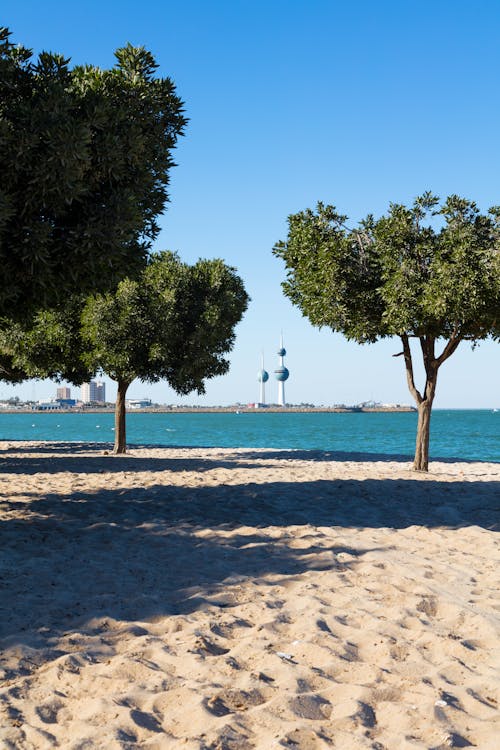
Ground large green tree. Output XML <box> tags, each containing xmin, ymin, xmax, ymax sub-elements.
<box><xmin>274</xmin><ymin>193</ymin><xmax>500</xmax><ymax>471</ymax></box>
<box><xmin>82</xmin><ymin>252</ymin><xmax>249</xmax><ymax>453</ymax></box>
<box><xmin>0</xmin><ymin>28</ymin><xmax>186</xmax><ymax>319</ymax></box>
<box><xmin>2</xmin><ymin>253</ymin><xmax>249</xmax><ymax>453</ymax></box>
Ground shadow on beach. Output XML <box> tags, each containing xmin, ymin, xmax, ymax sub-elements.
<box><xmin>0</xmin><ymin>442</ymin><xmax>497</xmax><ymax>475</ymax></box>
<box><xmin>0</xmin><ymin>445</ymin><xmax>498</xmax><ymax>660</ymax></box>
<box><xmin>0</xmin><ymin>442</ymin><xmax>278</xmax><ymax>474</ymax></box>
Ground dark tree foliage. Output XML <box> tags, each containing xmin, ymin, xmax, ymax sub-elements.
<box><xmin>0</xmin><ymin>28</ymin><xmax>186</xmax><ymax>318</ymax></box>
<box><xmin>0</xmin><ymin>252</ymin><xmax>249</xmax><ymax>453</ymax></box>
<box><xmin>274</xmin><ymin>193</ymin><xmax>500</xmax><ymax>470</ymax></box>
<box><xmin>2</xmin><ymin>252</ymin><xmax>249</xmax><ymax>453</ymax></box>
<box><xmin>82</xmin><ymin>251</ymin><xmax>249</xmax><ymax>453</ymax></box>
<box><xmin>0</xmin><ymin>297</ymin><xmax>94</xmax><ymax>386</ymax></box>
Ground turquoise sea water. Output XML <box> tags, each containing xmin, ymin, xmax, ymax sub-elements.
<box><xmin>0</xmin><ymin>409</ymin><xmax>498</xmax><ymax>462</ymax></box>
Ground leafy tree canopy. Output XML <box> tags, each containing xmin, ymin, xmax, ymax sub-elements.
<box><xmin>81</xmin><ymin>251</ymin><xmax>249</xmax><ymax>393</ymax></box>
<box><xmin>274</xmin><ymin>193</ymin><xmax>499</xmax><ymax>345</ymax></box>
<box><xmin>274</xmin><ymin>193</ymin><xmax>500</xmax><ymax>470</ymax></box>
<box><xmin>0</xmin><ymin>297</ymin><xmax>93</xmax><ymax>385</ymax></box>
<box><xmin>0</xmin><ymin>27</ymin><xmax>186</xmax><ymax>318</ymax></box>
<box><xmin>2</xmin><ymin>252</ymin><xmax>249</xmax><ymax>452</ymax></box>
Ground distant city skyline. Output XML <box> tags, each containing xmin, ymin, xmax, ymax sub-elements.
<box><xmin>0</xmin><ymin>332</ymin><xmax>498</xmax><ymax>409</ymax></box>
<box><xmin>1</xmin><ymin>1</ymin><xmax>499</xmax><ymax>409</ymax></box>
<box><xmin>81</xmin><ymin>380</ymin><xmax>106</xmax><ymax>404</ymax></box>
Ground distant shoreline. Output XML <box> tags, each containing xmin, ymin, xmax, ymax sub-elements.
<box><xmin>0</xmin><ymin>405</ymin><xmax>417</xmax><ymax>414</ymax></box>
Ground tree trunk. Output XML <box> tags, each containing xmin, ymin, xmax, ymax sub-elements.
<box><xmin>114</xmin><ymin>380</ymin><xmax>130</xmax><ymax>454</ymax></box>
<box><xmin>414</xmin><ymin>397</ymin><xmax>434</xmax><ymax>471</ymax></box>
<box><xmin>398</xmin><ymin>333</ymin><xmax>461</xmax><ymax>472</ymax></box>
<box><xmin>400</xmin><ymin>334</ymin><xmax>438</xmax><ymax>473</ymax></box>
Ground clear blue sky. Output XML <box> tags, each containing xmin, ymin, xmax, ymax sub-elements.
<box><xmin>2</xmin><ymin>0</ymin><xmax>499</xmax><ymax>407</ymax></box>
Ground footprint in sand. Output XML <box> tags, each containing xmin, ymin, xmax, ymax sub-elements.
<box><xmin>465</xmin><ymin>688</ymin><xmax>497</xmax><ymax>709</ymax></box>
<box><xmin>193</xmin><ymin>636</ymin><xmax>230</xmax><ymax>657</ymax></box>
<box><xmin>35</xmin><ymin>700</ymin><xmax>64</xmax><ymax>724</ymax></box>
<box><xmin>203</xmin><ymin>688</ymin><xmax>268</xmax><ymax>717</ymax></box>
<box><xmin>210</xmin><ymin>618</ymin><xmax>253</xmax><ymax>639</ymax></box>
<box><xmin>389</xmin><ymin>643</ymin><xmax>409</xmax><ymax>661</ymax></box>
<box><xmin>353</xmin><ymin>700</ymin><xmax>377</xmax><ymax>729</ymax></box>
<box><xmin>316</xmin><ymin>618</ymin><xmax>335</xmax><ymax>635</ymax></box>
<box><xmin>416</xmin><ymin>596</ymin><xmax>438</xmax><ymax>617</ymax></box>
<box><xmin>296</xmin><ymin>675</ymin><xmax>332</xmax><ymax>693</ymax></box>
<box><xmin>460</xmin><ymin>639</ymin><xmax>482</xmax><ymax>651</ymax></box>
<box><xmin>438</xmin><ymin>690</ymin><xmax>464</xmax><ymax>711</ymax></box>
<box><xmin>338</xmin><ymin>641</ymin><xmax>360</xmax><ymax>662</ymax></box>
<box><xmin>289</xmin><ymin>693</ymin><xmax>332</xmax><ymax>720</ymax></box>
<box><xmin>116</xmin><ymin>728</ymin><xmax>138</xmax><ymax>744</ymax></box>
<box><xmin>202</xmin><ymin>723</ymin><xmax>253</xmax><ymax>750</ymax></box>
<box><xmin>129</xmin><ymin>708</ymin><xmax>163</xmax><ymax>733</ymax></box>
<box><xmin>281</xmin><ymin>727</ymin><xmax>333</xmax><ymax>748</ymax></box>
<box><xmin>432</xmin><ymin>730</ymin><xmax>476</xmax><ymax>748</ymax></box>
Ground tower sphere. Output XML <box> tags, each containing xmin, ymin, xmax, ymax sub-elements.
<box><xmin>278</xmin><ymin>346</ymin><xmax>286</xmax><ymax>356</ymax></box>
<box><xmin>257</xmin><ymin>368</ymin><xmax>269</xmax><ymax>383</ymax></box>
<box><xmin>274</xmin><ymin>365</ymin><xmax>289</xmax><ymax>382</ymax></box>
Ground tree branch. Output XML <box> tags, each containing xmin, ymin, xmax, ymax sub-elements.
<box><xmin>436</xmin><ymin>335</ymin><xmax>462</xmax><ymax>367</ymax></box>
<box><xmin>401</xmin><ymin>334</ymin><xmax>423</xmax><ymax>405</ymax></box>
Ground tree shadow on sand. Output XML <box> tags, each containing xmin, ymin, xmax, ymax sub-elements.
<box><xmin>1</xmin><ymin>442</ymin><xmax>497</xmax><ymax>475</ymax></box>
<box><xmin>0</xmin><ymin>462</ymin><xmax>498</xmax><ymax>660</ymax></box>
<box><xmin>228</xmin><ymin>448</ymin><xmax>498</xmax><ymax>465</ymax></box>
<box><xmin>0</xmin><ymin>442</ymin><xmax>276</xmax><ymax>475</ymax></box>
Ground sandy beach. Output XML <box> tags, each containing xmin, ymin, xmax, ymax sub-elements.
<box><xmin>0</xmin><ymin>441</ymin><xmax>498</xmax><ymax>749</ymax></box>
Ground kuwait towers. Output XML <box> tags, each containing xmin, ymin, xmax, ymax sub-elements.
<box><xmin>256</xmin><ymin>353</ymin><xmax>269</xmax><ymax>405</ymax></box>
<box><xmin>274</xmin><ymin>334</ymin><xmax>289</xmax><ymax>406</ymax></box>
<box><xmin>256</xmin><ymin>336</ymin><xmax>290</xmax><ymax>406</ymax></box>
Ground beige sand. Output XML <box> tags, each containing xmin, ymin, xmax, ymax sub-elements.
<box><xmin>0</xmin><ymin>441</ymin><xmax>498</xmax><ymax>749</ymax></box>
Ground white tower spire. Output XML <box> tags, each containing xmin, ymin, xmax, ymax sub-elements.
<box><xmin>274</xmin><ymin>333</ymin><xmax>289</xmax><ymax>407</ymax></box>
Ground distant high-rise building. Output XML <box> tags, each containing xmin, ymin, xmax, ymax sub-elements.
<box><xmin>274</xmin><ymin>334</ymin><xmax>289</xmax><ymax>406</ymax></box>
<box><xmin>95</xmin><ymin>381</ymin><xmax>105</xmax><ymax>403</ymax></box>
<box><xmin>81</xmin><ymin>380</ymin><xmax>106</xmax><ymax>404</ymax></box>
<box><xmin>56</xmin><ymin>386</ymin><xmax>71</xmax><ymax>400</ymax></box>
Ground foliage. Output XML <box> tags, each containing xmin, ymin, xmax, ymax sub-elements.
<box><xmin>274</xmin><ymin>193</ymin><xmax>500</xmax><ymax>469</ymax></box>
<box><xmin>81</xmin><ymin>251</ymin><xmax>249</xmax><ymax>391</ymax></box>
<box><xmin>0</xmin><ymin>298</ymin><xmax>94</xmax><ymax>385</ymax></box>
<box><xmin>1</xmin><ymin>251</ymin><xmax>248</xmax><ymax>451</ymax></box>
<box><xmin>0</xmin><ymin>27</ymin><xmax>186</xmax><ymax>319</ymax></box>
<box><xmin>274</xmin><ymin>194</ymin><xmax>500</xmax><ymax>345</ymax></box>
